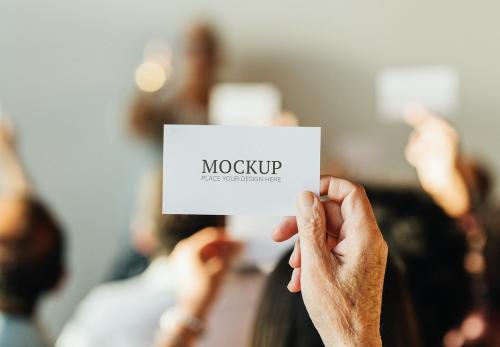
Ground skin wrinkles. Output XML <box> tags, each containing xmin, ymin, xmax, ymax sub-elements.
<box><xmin>275</xmin><ymin>176</ymin><xmax>387</xmax><ymax>347</ymax></box>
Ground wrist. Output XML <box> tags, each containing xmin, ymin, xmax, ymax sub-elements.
<box><xmin>178</xmin><ymin>298</ymin><xmax>211</xmax><ymax>321</ymax></box>
<box><xmin>157</xmin><ymin>306</ymin><xmax>206</xmax><ymax>342</ymax></box>
<box><xmin>356</xmin><ymin>330</ymin><xmax>382</xmax><ymax>347</ymax></box>
<box><xmin>0</xmin><ymin>146</ymin><xmax>16</xmax><ymax>161</ymax></box>
<box><xmin>323</xmin><ymin>330</ymin><xmax>381</xmax><ymax>347</ymax></box>
<box><xmin>319</xmin><ymin>310</ymin><xmax>382</xmax><ymax>347</ymax></box>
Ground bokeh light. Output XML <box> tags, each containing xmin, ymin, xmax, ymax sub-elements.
<box><xmin>461</xmin><ymin>313</ymin><xmax>486</xmax><ymax>341</ymax></box>
<box><xmin>464</xmin><ymin>251</ymin><xmax>486</xmax><ymax>274</ymax></box>
<box><xmin>134</xmin><ymin>61</ymin><xmax>168</xmax><ymax>93</ymax></box>
<box><xmin>443</xmin><ymin>329</ymin><xmax>465</xmax><ymax>347</ymax></box>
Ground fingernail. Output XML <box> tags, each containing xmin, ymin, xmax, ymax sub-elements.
<box><xmin>298</xmin><ymin>191</ymin><xmax>315</xmax><ymax>210</ymax></box>
<box><xmin>287</xmin><ymin>268</ymin><xmax>299</xmax><ymax>291</ymax></box>
<box><xmin>288</xmin><ymin>247</ymin><xmax>295</xmax><ymax>265</ymax></box>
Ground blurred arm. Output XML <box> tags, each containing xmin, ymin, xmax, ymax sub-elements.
<box><xmin>0</xmin><ymin>119</ymin><xmax>31</xmax><ymax>196</ymax></box>
<box><xmin>128</xmin><ymin>92</ymin><xmax>162</xmax><ymax>138</ymax></box>
<box><xmin>154</xmin><ymin>311</ymin><xmax>200</xmax><ymax>347</ymax></box>
<box><xmin>425</xmin><ymin>161</ymin><xmax>471</xmax><ymax>218</ymax></box>
<box><xmin>404</xmin><ymin>106</ymin><xmax>471</xmax><ymax>218</ymax></box>
<box><xmin>155</xmin><ymin>227</ymin><xmax>241</xmax><ymax>347</ymax></box>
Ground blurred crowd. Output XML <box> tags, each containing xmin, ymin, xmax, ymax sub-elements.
<box><xmin>0</xmin><ymin>21</ymin><xmax>499</xmax><ymax>347</ymax></box>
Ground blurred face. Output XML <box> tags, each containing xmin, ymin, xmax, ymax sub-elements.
<box><xmin>0</xmin><ymin>198</ymin><xmax>54</xmax><ymax>260</ymax></box>
<box><xmin>184</xmin><ymin>27</ymin><xmax>218</xmax><ymax>78</ymax></box>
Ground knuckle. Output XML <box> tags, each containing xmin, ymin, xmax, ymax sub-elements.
<box><xmin>375</xmin><ymin>235</ymin><xmax>388</xmax><ymax>256</ymax></box>
<box><xmin>302</xmin><ymin>214</ymin><xmax>323</xmax><ymax>231</ymax></box>
<box><xmin>380</xmin><ymin>238</ymin><xmax>388</xmax><ymax>253</ymax></box>
<box><xmin>353</xmin><ymin>183</ymin><xmax>367</xmax><ymax>197</ymax></box>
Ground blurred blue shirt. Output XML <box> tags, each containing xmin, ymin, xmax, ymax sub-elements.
<box><xmin>0</xmin><ymin>313</ymin><xmax>46</xmax><ymax>347</ymax></box>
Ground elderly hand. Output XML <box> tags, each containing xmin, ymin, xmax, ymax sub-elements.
<box><xmin>273</xmin><ymin>176</ymin><xmax>387</xmax><ymax>347</ymax></box>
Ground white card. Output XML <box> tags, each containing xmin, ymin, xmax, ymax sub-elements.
<box><xmin>376</xmin><ymin>66</ymin><xmax>459</xmax><ymax>120</ymax></box>
<box><xmin>162</xmin><ymin>125</ymin><xmax>320</xmax><ymax>216</ymax></box>
<box><xmin>209</xmin><ymin>83</ymin><xmax>281</xmax><ymax>126</ymax></box>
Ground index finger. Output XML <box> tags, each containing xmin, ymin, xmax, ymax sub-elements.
<box><xmin>272</xmin><ymin>216</ymin><xmax>298</xmax><ymax>242</ymax></box>
<box><xmin>320</xmin><ymin>176</ymin><xmax>360</xmax><ymax>200</ymax></box>
<box><xmin>186</xmin><ymin>226</ymin><xmax>227</xmax><ymax>250</ymax></box>
<box><xmin>320</xmin><ymin>176</ymin><xmax>375</xmax><ymax>223</ymax></box>
<box><xmin>274</xmin><ymin>177</ymin><xmax>364</xmax><ymax>242</ymax></box>
<box><xmin>402</xmin><ymin>102</ymin><xmax>433</xmax><ymax>128</ymax></box>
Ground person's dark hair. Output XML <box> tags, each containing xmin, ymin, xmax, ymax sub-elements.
<box><xmin>366</xmin><ymin>186</ymin><xmax>472</xmax><ymax>346</ymax></box>
<box><xmin>252</xmin><ymin>249</ymin><xmax>421</xmax><ymax>347</ymax></box>
<box><xmin>0</xmin><ymin>198</ymin><xmax>65</xmax><ymax>316</ymax></box>
<box><xmin>156</xmin><ymin>214</ymin><xmax>225</xmax><ymax>254</ymax></box>
<box><xmin>251</xmin><ymin>249</ymin><xmax>323</xmax><ymax>347</ymax></box>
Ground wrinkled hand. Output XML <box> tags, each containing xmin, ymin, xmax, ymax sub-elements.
<box><xmin>273</xmin><ymin>176</ymin><xmax>387</xmax><ymax>347</ymax></box>
<box><xmin>170</xmin><ymin>227</ymin><xmax>241</xmax><ymax>319</ymax></box>
<box><xmin>404</xmin><ymin>104</ymin><xmax>470</xmax><ymax>216</ymax></box>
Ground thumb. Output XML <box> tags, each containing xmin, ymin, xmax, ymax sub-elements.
<box><xmin>205</xmin><ymin>256</ymin><xmax>225</xmax><ymax>277</ymax></box>
<box><xmin>296</xmin><ymin>192</ymin><xmax>329</xmax><ymax>267</ymax></box>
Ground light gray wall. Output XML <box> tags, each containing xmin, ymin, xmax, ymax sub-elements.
<box><xmin>1</xmin><ymin>0</ymin><xmax>499</xmax><ymax>339</ymax></box>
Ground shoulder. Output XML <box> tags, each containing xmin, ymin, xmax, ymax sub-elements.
<box><xmin>56</xmin><ymin>278</ymin><xmax>141</xmax><ymax>345</ymax></box>
<box><xmin>57</xmin><ymin>273</ymin><xmax>176</xmax><ymax>347</ymax></box>
<box><xmin>72</xmin><ymin>277</ymin><xmax>144</xmax><ymax>321</ymax></box>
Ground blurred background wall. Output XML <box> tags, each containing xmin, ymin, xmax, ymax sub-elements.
<box><xmin>0</xmin><ymin>0</ymin><xmax>499</xmax><ymax>338</ymax></box>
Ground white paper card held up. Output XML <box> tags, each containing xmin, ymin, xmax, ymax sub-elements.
<box><xmin>376</xmin><ymin>66</ymin><xmax>459</xmax><ymax>120</ymax></box>
<box><xmin>209</xmin><ymin>83</ymin><xmax>281</xmax><ymax>126</ymax></box>
<box><xmin>162</xmin><ymin>125</ymin><xmax>320</xmax><ymax>216</ymax></box>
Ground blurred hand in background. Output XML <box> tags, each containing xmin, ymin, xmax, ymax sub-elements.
<box><xmin>0</xmin><ymin>117</ymin><xmax>16</xmax><ymax>154</ymax></box>
<box><xmin>0</xmin><ymin>116</ymin><xmax>31</xmax><ymax>196</ymax></box>
<box><xmin>271</xmin><ymin>111</ymin><xmax>299</xmax><ymax>126</ymax></box>
<box><xmin>404</xmin><ymin>104</ymin><xmax>470</xmax><ymax>217</ymax></box>
<box><xmin>170</xmin><ymin>227</ymin><xmax>241</xmax><ymax>320</ymax></box>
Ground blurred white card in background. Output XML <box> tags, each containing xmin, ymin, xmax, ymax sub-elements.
<box><xmin>228</xmin><ymin>215</ymin><xmax>294</xmax><ymax>269</ymax></box>
<box><xmin>209</xmin><ymin>83</ymin><xmax>281</xmax><ymax>125</ymax></box>
<box><xmin>376</xmin><ymin>66</ymin><xmax>459</xmax><ymax>120</ymax></box>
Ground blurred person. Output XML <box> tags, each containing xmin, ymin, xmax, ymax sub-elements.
<box><xmin>272</xmin><ymin>176</ymin><xmax>389</xmax><ymax>346</ymax></box>
<box><xmin>404</xmin><ymin>105</ymin><xmax>500</xmax><ymax>345</ymax></box>
<box><xmin>109</xmin><ymin>168</ymin><xmax>162</xmax><ymax>280</ymax></box>
<box><xmin>57</xmin><ymin>215</ymin><xmax>240</xmax><ymax>347</ymax></box>
<box><xmin>0</xmin><ymin>117</ymin><xmax>30</xmax><ymax>196</ymax></box>
<box><xmin>358</xmin><ymin>107</ymin><xmax>473</xmax><ymax>344</ymax></box>
<box><xmin>0</xmin><ymin>119</ymin><xmax>65</xmax><ymax>347</ymax></box>
<box><xmin>129</xmin><ymin>21</ymin><xmax>221</xmax><ymax>145</ymax></box>
<box><xmin>252</xmin><ymin>249</ymin><xmax>421</xmax><ymax>347</ymax></box>
<box><xmin>0</xmin><ymin>197</ymin><xmax>64</xmax><ymax>347</ymax></box>
<box><xmin>122</xmin><ymin>20</ymin><xmax>299</xmax><ymax>281</ymax></box>
<box><xmin>153</xmin><ymin>218</ymin><xmax>267</xmax><ymax>347</ymax></box>
<box><xmin>365</xmin><ymin>184</ymin><xmax>472</xmax><ymax>346</ymax></box>
<box><xmin>190</xmin><ymin>259</ymin><xmax>267</xmax><ymax>347</ymax></box>
<box><xmin>110</xmin><ymin>22</ymin><xmax>223</xmax><ymax>281</ymax></box>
